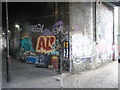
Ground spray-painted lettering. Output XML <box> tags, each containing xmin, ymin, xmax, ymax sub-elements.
<box><xmin>36</xmin><ymin>36</ymin><xmax>56</xmax><ymax>53</ymax></box>
<box><xmin>31</xmin><ymin>24</ymin><xmax>44</xmax><ymax>32</ymax></box>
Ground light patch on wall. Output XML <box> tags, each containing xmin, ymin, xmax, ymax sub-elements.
<box><xmin>72</xmin><ymin>34</ymin><xmax>83</xmax><ymax>58</ymax></box>
<box><xmin>72</xmin><ymin>34</ymin><xmax>92</xmax><ymax>59</ymax></box>
<box><xmin>83</xmin><ymin>36</ymin><xmax>92</xmax><ymax>56</ymax></box>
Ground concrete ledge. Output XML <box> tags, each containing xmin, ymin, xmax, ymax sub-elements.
<box><xmin>52</xmin><ymin>73</ymin><xmax>70</xmax><ymax>88</ymax></box>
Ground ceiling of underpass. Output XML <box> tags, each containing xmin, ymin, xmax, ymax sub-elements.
<box><xmin>107</xmin><ymin>2</ymin><xmax>120</xmax><ymax>6</ymax></box>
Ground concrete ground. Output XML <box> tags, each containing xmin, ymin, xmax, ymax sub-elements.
<box><xmin>1</xmin><ymin>49</ymin><xmax>120</xmax><ymax>89</ymax></box>
<box><xmin>2</xmin><ymin>50</ymin><xmax>65</xmax><ymax>88</ymax></box>
<box><xmin>63</xmin><ymin>61</ymin><xmax>118</xmax><ymax>88</ymax></box>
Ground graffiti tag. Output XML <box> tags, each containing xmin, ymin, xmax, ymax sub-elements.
<box><xmin>36</xmin><ymin>36</ymin><xmax>56</xmax><ymax>53</ymax></box>
<box><xmin>26</xmin><ymin>55</ymin><xmax>49</xmax><ymax>64</ymax></box>
<box><xmin>31</xmin><ymin>24</ymin><xmax>44</xmax><ymax>32</ymax></box>
<box><xmin>52</xmin><ymin>21</ymin><xmax>69</xmax><ymax>35</ymax></box>
<box><xmin>31</xmin><ymin>21</ymin><xmax>69</xmax><ymax>35</ymax></box>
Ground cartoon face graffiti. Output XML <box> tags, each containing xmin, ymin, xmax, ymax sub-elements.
<box><xmin>36</xmin><ymin>36</ymin><xmax>56</xmax><ymax>53</ymax></box>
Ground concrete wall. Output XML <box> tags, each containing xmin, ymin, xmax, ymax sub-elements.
<box><xmin>69</xmin><ymin>2</ymin><xmax>114</xmax><ymax>73</ymax></box>
<box><xmin>96</xmin><ymin>3</ymin><xmax>113</xmax><ymax>63</ymax></box>
<box><xmin>118</xmin><ymin>7</ymin><xmax>120</xmax><ymax>59</ymax></box>
<box><xmin>69</xmin><ymin>2</ymin><xmax>94</xmax><ymax>72</ymax></box>
<box><xmin>114</xmin><ymin>7</ymin><xmax>118</xmax><ymax>60</ymax></box>
<box><xmin>11</xmin><ymin>3</ymin><xmax>70</xmax><ymax>70</ymax></box>
<box><xmin>9</xmin><ymin>2</ymin><xmax>115</xmax><ymax>72</ymax></box>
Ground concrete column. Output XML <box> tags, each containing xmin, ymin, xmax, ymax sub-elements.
<box><xmin>118</xmin><ymin>7</ymin><xmax>120</xmax><ymax>62</ymax></box>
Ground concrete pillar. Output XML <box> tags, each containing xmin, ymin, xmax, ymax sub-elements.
<box><xmin>118</xmin><ymin>7</ymin><xmax>120</xmax><ymax>62</ymax></box>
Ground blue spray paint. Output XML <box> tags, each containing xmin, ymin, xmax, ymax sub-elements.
<box><xmin>20</xmin><ymin>37</ymin><xmax>34</xmax><ymax>53</ymax></box>
<box><xmin>26</xmin><ymin>55</ymin><xmax>49</xmax><ymax>64</ymax></box>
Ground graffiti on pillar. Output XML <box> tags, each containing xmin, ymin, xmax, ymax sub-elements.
<box><xmin>36</xmin><ymin>36</ymin><xmax>56</xmax><ymax>53</ymax></box>
<box><xmin>63</xmin><ymin>41</ymin><xmax>69</xmax><ymax>58</ymax></box>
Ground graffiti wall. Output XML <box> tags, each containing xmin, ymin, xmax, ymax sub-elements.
<box><xmin>69</xmin><ymin>2</ymin><xmax>114</xmax><ymax>72</ymax></box>
<box><xmin>20</xmin><ymin>35</ymin><xmax>36</xmax><ymax>63</ymax></box>
<box><xmin>20</xmin><ymin>21</ymin><xmax>69</xmax><ymax>70</ymax></box>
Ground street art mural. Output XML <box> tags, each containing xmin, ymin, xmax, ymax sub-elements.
<box><xmin>35</xmin><ymin>35</ymin><xmax>60</xmax><ymax>69</ymax></box>
<box><xmin>20</xmin><ymin>35</ymin><xmax>36</xmax><ymax>63</ymax></box>
<box><xmin>36</xmin><ymin>36</ymin><xmax>56</xmax><ymax>53</ymax></box>
<box><xmin>20</xmin><ymin>21</ymin><xmax>69</xmax><ymax>70</ymax></box>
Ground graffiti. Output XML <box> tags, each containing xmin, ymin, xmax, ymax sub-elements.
<box><xmin>74</xmin><ymin>57</ymin><xmax>92</xmax><ymax>63</ymax></box>
<box><xmin>50</xmin><ymin>56</ymin><xmax>58</xmax><ymax>69</ymax></box>
<box><xmin>50</xmin><ymin>51</ymin><xmax>59</xmax><ymax>55</ymax></box>
<box><xmin>20</xmin><ymin>36</ymin><xmax>34</xmax><ymax>53</ymax></box>
<box><xmin>63</xmin><ymin>41</ymin><xmax>69</xmax><ymax>58</ymax></box>
<box><xmin>26</xmin><ymin>55</ymin><xmax>49</xmax><ymax>64</ymax></box>
<box><xmin>36</xmin><ymin>36</ymin><xmax>56</xmax><ymax>53</ymax></box>
<box><xmin>52</xmin><ymin>21</ymin><xmax>69</xmax><ymax>35</ymax></box>
<box><xmin>31</xmin><ymin>21</ymin><xmax>69</xmax><ymax>35</ymax></box>
<box><xmin>74</xmin><ymin>57</ymin><xmax>83</xmax><ymax>63</ymax></box>
<box><xmin>20</xmin><ymin>35</ymin><xmax>35</xmax><ymax>63</ymax></box>
<box><xmin>49</xmin><ymin>41</ymin><xmax>60</xmax><ymax>55</ymax></box>
<box><xmin>43</xmin><ymin>29</ymin><xmax>54</xmax><ymax>35</ymax></box>
<box><xmin>20</xmin><ymin>21</ymin><xmax>69</xmax><ymax>69</ymax></box>
<box><xmin>53</xmin><ymin>21</ymin><xmax>63</xmax><ymax>30</ymax></box>
<box><xmin>26</xmin><ymin>56</ymin><xmax>37</xmax><ymax>64</ymax></box>
<box><xmin>63</xmin><ymin>41</ymin><xmax>69</xmax><ymax>48</ymax></box>
<box><xmin>31</xmin><ymin>24</ymin><xmax>44</xmax><ymax>32</ymax></box>
<box><xmin>36</xmin><ymin>55</ymin><xmax>49</xmax><ymax>64</ymax></box>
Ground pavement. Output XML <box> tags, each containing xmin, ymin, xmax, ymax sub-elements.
<box><xmin>1</xmin><ymin>49</ymin><xmax>119</xmax><ymax>89</ymax></box>
<box><xmin>63</xmin><ymin>60</ymin><xmax>118</xmax><ymax>88</ymax></box>
<box><xmin>2</xmin><ymin>50</ymin><xmax>69</xmax><ymax>88</ymax></box>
